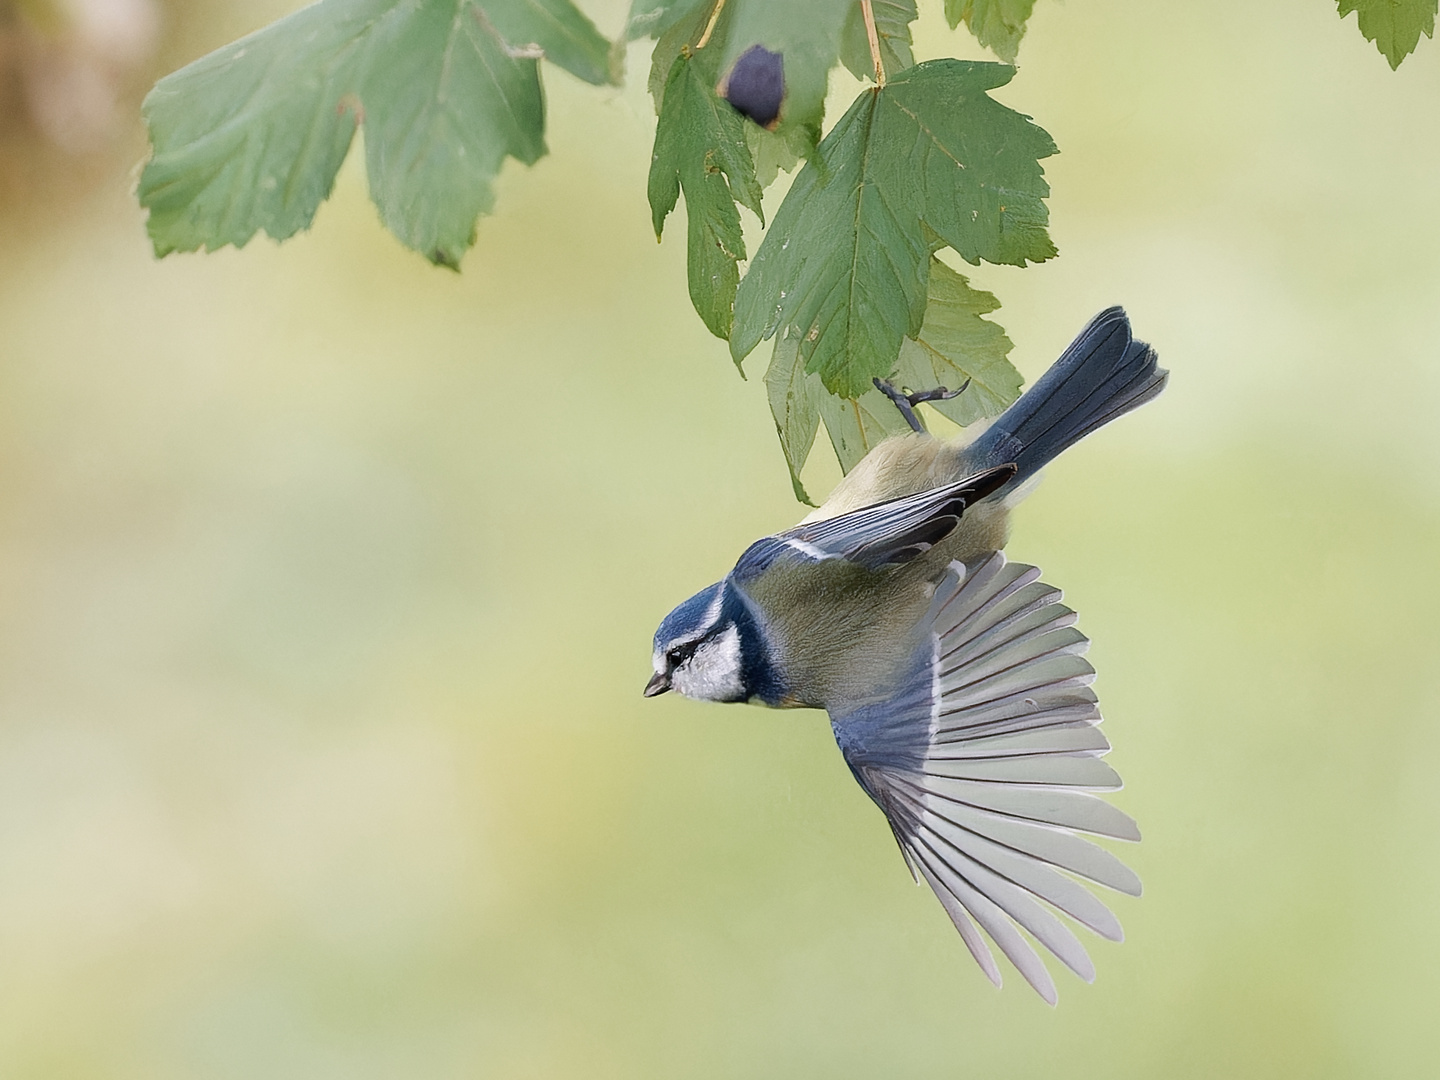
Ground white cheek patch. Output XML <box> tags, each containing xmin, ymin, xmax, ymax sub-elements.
<box><xmin>671</xmin><ymin>624</ymin><xmax>744</xmax><ymax>702</ymax></box>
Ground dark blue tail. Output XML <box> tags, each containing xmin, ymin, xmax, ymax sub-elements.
<box><xmin>959</xmin><ymin>307</ymin><xmax>1166</xmax><ymax>485</ymax></box>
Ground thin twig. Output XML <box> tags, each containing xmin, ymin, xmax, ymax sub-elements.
<box><xmin>695</xmin><ymin>0</ymin><xmax>727</xmax><ymax>49</ymax></box>
<box><xmin>860</xmin><ymin>0</ymin><xmax>885</xmax><ymax>87</ymax></box>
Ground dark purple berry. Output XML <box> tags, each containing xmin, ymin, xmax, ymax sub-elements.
<box><xmin>720</xmin><ymin>45</ymin><xmax>785</xmax><ymax>129</ymax></box>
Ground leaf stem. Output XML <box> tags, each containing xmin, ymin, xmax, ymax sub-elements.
<box><xmin>695</xmin><ymin>0</ymin><xmax>727</xmax><ymax>49</ymax></box>
<box><xmin>860</xmin><ymin>0</ymin><xmax>886</xmax><ymax>87</ymax></box>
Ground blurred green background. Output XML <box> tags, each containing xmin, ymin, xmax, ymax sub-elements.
<box><xmin>1</xmin><ymin>0</ymin><xmax>1438</xmax><ymax>1076</ymax></box>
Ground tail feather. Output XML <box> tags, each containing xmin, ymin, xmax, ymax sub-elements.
<box><xmin>961</xmin><ymin>307</ymin><xmax>1167</xmax><ymax>484</ymax></box>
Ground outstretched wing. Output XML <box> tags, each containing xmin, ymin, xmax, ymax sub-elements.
<box><xmin>732</xmin><ymin>464</ymin><xmax>1017</xmax><ymax>580</ymax></box>
<box><xmin>829</xmin><ymin>552</ymin><xmax>1141</xmax><ymax>1004</ymax></box>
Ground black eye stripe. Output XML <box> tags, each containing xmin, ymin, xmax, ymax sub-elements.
<box><xmin>667</xmin><ymin>638</ymin><xmax>706</xmax><ymax>666</ymax></box>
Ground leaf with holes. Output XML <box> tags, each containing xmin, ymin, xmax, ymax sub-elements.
<box><xmin>139</xmin><ymin>0</ymin><xmax>617</xmax><ymax>266</ymax></box>
<box><xmin>732</xmin><ymin>59</ymin><xmax>1056</xmax><ymax>399</ymax></box>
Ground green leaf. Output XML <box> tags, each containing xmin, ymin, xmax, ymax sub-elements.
<box><xmin>1337</xmin><ymin>0</ymin><xmax>1436</xmax><ymax>69</ymax></box>
<box><xmin>643</xmin><ymin>1</ymin><xmax>709</xmax><ymax>107</ymax></box>
<box><xmin>626</xmin><ymin>0</ymin><xmax>707</xmax><ymax>41</ymax></box>
<box><xmin>483</xmin><ymin>0</ymin><xmax>623</xmax><ymax>86</ymax></box>
<box><xmin>745</xmin><ymin>124</ymin><xmax>806</xmax><ymax>188</ymax></box>
<box><xmin>840</xmin><ymin>0</ymin><xmax>918</xmax><ymax>81</ymax></box>
<box><xmin>648</xmin><ymin>48</ymin><xmax>764</xmax><ymax>340</ymax></box>
<box><xmin>893</xmin><ymin>258</ymin><xmax>1021</xmax><ymax>426</ymax></box>
<box><xmin>765</xmin><ymin>257</ymin><xmax>1022</xmax><ymax>495</ymax></box>
<box><xmin>763</xmin><ymin>328</ymin><xmax>821</xmax><ymax>503</ymax></box>
<box><xmin>944</xmin><ymin>0</ymin><xmax>1036</xmax><ymax>64</ymax></box>
<box><xmin>138</xmin><ymin>0</ymin><xmax>616</xmax><ymax>266</ymax></box>
<box><xmin>731</xmin><ymin>59</ymin><xmax>1057</xmax><ymax>399</ymax></box>
<box><xmin>766</xmin><ymin>325</ymin><xmax>908</xmax><ymax>485</ymax></box>
<box><xmin>716</xmin><ymin>0</ymin><xmax>853</xmax><ymax>152</ymax></box>
<box><xmin>816</xmin><ymin>382</ymin><xmax>914</xmax><ymax>473</ymax></box>
<box><xmin>637</xmin><ymin>0</ymin><xmax>854</xmax><ymax>161</ymax></box>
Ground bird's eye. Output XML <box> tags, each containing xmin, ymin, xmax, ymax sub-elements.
<box><xmin>666</xmin><ymin>647</ymin><xmax>686</xmax><ymax>666</ymax></box>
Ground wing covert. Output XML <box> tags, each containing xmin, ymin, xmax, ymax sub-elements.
<box><xmin>731</xmin><ymin>465</ymin><xmax>1017</xmax><ymax>580</ymax></box>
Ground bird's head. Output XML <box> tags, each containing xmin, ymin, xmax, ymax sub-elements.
<box><xmin>646</xmin><ymin>580</ymin><xmax>779</xmax><ymax>704</ymax></box>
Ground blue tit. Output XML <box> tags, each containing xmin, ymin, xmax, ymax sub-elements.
<box><xmin>646</xmin><ymin>307</ymin><xmax>1167</xmax><ymax>1003</ymax></box>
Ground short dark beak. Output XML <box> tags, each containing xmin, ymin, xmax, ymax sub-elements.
<box><xmin>643</xmin><ymin>671</ymin><xmax>671</xmax><ymax>698</ymax></box>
